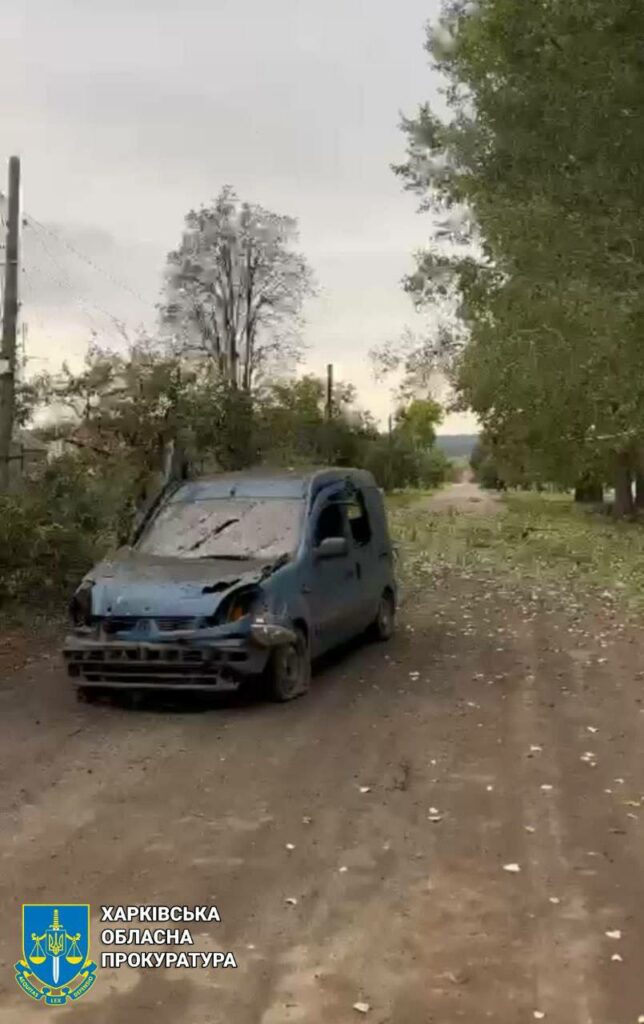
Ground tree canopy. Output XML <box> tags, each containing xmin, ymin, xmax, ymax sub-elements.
<box><xmin>393</xmin><ymin>0</ymin><xmax>644</xmax><ymax>513</ymax></box>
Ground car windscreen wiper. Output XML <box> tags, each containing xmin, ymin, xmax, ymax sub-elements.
<box><xmin>197</xmin><ymin>554</ymin><xmax>254</xmax><ymax>561</ymax></box>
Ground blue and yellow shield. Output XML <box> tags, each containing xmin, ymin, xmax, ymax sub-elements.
<box><xmin>16</xmin><ymin>904</ymin><xmax>96</xmax><ymax>1005</ymax></box>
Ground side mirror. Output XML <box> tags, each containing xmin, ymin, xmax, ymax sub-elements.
<box><xmin>316</xmin><ymin>536</ymin><xmax>348</xmax><ymax>559</ymax></box>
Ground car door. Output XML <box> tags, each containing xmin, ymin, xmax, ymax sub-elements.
<box><xmin>303</xmin><ymin>487</ymin><xmax>360</xmax><ymax>655</ymax></box>
<box><xmin>344</xmin><ymin>485</ymin><xmax>381</xmax><ymax>632</ymax></box>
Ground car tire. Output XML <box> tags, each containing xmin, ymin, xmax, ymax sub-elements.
<box><xmin>266</xmin><ymin>626</ymin><xmax>310</xmax><ymax>702</ymax></box>
<box><xmin>370</xmin><ymin>590</ymin><xmax>396</xmax><ymax>642</ymax></box>
<box><xmin>76</xmin><ymin>685</ymin><xmax>100</xmax><ymax>704</ymax></box>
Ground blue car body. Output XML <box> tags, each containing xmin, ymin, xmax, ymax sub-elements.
<box><xmin>63</xmin><ymin>467</ymin><xmax>397</xmax><ymax>692</ymax></box>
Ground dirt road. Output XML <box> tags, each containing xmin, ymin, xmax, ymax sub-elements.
<box><xmin>1</xmin><ymin>482</ymin><xmax>644</xmax><ymax>1023</ymax></box>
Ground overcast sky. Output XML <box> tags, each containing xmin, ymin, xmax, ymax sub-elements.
<box><xmin>1</xmin><ymin>0</ymin><xmax>477</xmax><ymax>431</ymax></box>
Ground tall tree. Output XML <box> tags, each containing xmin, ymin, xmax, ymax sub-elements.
<box><xmin>392</xmin><ymin>0</ymin><xmax>644</xmax><ymax>514</ymax></box>
<box><xmin>162</xmin><ymin>187</ymin><xmax>315</xmax><ymax>389</ymax></box>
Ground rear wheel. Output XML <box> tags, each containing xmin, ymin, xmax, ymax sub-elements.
<box><xmin>266</xmin><ymin>627</ymin><xmax>310</xmax><ymax>702</ymax></box>
<box><xmin>371</xmin><ymin>590</ymin><xmax>396</xmax><ymax>641</ymax></box>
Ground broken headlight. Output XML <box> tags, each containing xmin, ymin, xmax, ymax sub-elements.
<box><xmin>216</xmin><ymin>586</ymin><xmax>264</xmax><ymax>624</ymax></box>
<box><xmin>69</xmin><ymin>581</ymin><xmax>94</xmax><ymax>627</ymax></box>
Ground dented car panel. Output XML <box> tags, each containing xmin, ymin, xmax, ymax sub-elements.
<box><xmin>63</xmin><ymin>468</ymin><xmax>396</xmax><ymax>693</ymax></box>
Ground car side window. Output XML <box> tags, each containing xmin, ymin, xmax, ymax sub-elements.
<box><xmin>314</xmin><ymin>501</ymin><xmax>346</xmax><ymax>545</ymax></box>
<box><xmin>346</xmin><ymin>490</ymin><xmax>372</xmax><ymax>546</ymax></box>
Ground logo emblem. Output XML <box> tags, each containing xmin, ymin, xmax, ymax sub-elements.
<box><xmin>15</xmin><ymin>905</ymin><xmax>97</xmax><ymax>1005</ymax></box>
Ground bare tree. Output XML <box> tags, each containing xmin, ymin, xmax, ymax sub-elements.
<box><xmin>162</xmin><ymin>187</ymin><xmax>315</xmax><ymax>388</ymax></box>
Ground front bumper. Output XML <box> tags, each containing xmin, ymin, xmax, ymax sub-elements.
<box><xmin>63</xmin><ymin>617</ymin><xmax>298</xmax><ymax>691</ymax></box>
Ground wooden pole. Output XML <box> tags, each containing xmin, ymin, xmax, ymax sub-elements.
<box><xmin>0</xmin><ymin>156</ymin><xmax>21</xmax><ymax>491</ymax></box>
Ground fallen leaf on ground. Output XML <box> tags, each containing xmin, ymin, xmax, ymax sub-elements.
<box><xmin>503</xmin><ymin>863</ymin><xmax>521</xmax><ymax>873</ymax></box>
<box><xmin>605</xmin><ymin>930</ymin><xmax>622</xmax><ymax>940</ymax></box>
<box><xmin>359</xmin><ymin>786</ymin><xmax>371</xmax><ymax>794</ymax></box>
<box><xmin>285</xmin><ymin>897</ymin><xmax>298</xmax><ymax>906</ymax></box>
<box><xmin>353</xmin><ymin>1002</ymin><xmax>370</xmax><ymax>1014</ymax></box>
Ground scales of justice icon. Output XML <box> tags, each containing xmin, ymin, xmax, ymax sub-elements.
<box><xmin>28</xmin><ymin>908</ymin><xmax>83</xmax><ymax>986</ymax></box>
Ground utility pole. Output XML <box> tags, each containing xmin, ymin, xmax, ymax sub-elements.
<box><xmin>0</xmin><ymin>156</ymin><xmax>21</xmax><ymax>491</ymax></box>
<box><xmin>325</xmin><ymin>363</ymin><xmax>333</xmax><ymax>421</ymax></box>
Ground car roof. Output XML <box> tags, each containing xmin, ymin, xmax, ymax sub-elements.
<box><xmin>171</xmin><ymin>467</ymin><xmax>378</xmax><ymax>502</ymax></box>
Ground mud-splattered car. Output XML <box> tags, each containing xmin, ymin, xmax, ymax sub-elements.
<box><xmin>63</xmin><ymin>468</ymin><xmax>397</xmax><ymax>702</ymax></box>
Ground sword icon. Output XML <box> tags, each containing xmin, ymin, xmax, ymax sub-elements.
<box><xmin>47</xmin><ymin>910</ymin><xmax>65</xmax><ymax>985</ymax></box>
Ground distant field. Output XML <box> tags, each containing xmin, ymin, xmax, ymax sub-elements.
<box><xmin>435</xmin><ymin>434</ymin><xmax>478</xmax><ymax>459</ymax></box>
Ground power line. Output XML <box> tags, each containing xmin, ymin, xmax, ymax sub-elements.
<box><xmin>23</xmin><ymin>214</ymin><xmax>152</xmax><ymax>308</ymax></box>
<box><xmin>22</xmin><ymin>230</ymin><xmax>128</xmax><ymax>342</ymax></box>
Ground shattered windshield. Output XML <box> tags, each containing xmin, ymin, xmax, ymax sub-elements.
<box><xmin>137</xmin><ymin>497</ymin><xmax>304</xmax><ymax>561</ymax></box>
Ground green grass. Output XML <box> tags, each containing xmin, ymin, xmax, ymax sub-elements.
<box><xmin>385</xmin><ymin>488</ymin><xmax>437</xmax><ymax>510</ymax></box>
<box><xmin>387</xmin><ymin>489</ymin><xmax>644</xmax><ymax>611</ymax></box>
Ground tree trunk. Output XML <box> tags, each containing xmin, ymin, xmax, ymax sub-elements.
<box><xmin>635</xmin><ymin>446</ymin><xmax>644</xmax><ymax>509</ymax></box>
<box><xmin>613</xmin><ymin>453</ymin><xmax>634</xmax><ymax>518</ymax></box>
<box><xmin>574</xmin><ymin>476</ymin><xmax>603</xmax><ymax>503</ymax></box>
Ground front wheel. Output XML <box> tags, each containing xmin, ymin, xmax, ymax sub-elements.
<box><xmin>265</xmin><ymin>627</ymin><xmax>310</xmax><ymax>702</ymax></box>
<box><xmin>370</xmin><ymin>590</ymin><xmax>396</xmax><ymax>641</ymax></box>
<box><xmin>76</xmin><ymin>685</ymin><xmax>101</xmax><ymax>704</ymax></box>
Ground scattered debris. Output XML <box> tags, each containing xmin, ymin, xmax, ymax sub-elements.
<box><xmin>549</xmin><ymin>897</ymin><xmax>560</xmax><ymax>905</ymax></box>
<box><xmin>533</xmin><ymin>1013</ymin><xmax>545</xmax><ymax>1020</ymax></box>
<box><xmin>285</xmin><ymin>843</ymin><xmax>295</xmax><ymax>851</ymax></box>
<box><xmin>359</xmin><ymin>786</ymin><xmax>371</xmax><ymax>794</ymax></box>
<box><xmin>353</xmin><ymin>1002</ymin><xmax>370</xmax><ymax>1014</ymax></box>
<box><xmin>587</xmin><ymin>726</ymin><xmax>598</xmax><ymax>734</ymax></box>
<box><xmin>503</xmin><ymin>863</ymin><xmax>521</xmax><ymax>873</ymax></box>
<box><xmin>525</xmin><ymin>826</ymin><xmax>536</xmax><ymax>834</ymax></box>
<box><xmin>611</xmin><ymin>953</ymin><xmax>623</xmax><ymax>962</ymax></box>
<box><xmin>529</xmin><ymin>745</ymin><xmax>543</xmax><ymax>753</ymax></box>
<box><xmin>284</xmin><ymin>897</ymin><xmax>298</xmax><ymax>906</ymax></box>
<box><xmin>339</xmin><ymin>866</ymin><xmax>348</xmax><ymax>873</ymax></box>
<box><xmin>541</xmin><ymin>784</ymin><xmax>553</xmax><ymax>792</ymax></box>
<box><xmin>302</xmin><ymin>816</ymin><xmax>312</xmax><ymax>825</ymax></box>
<box><xmin>605</xmin><ymin>930</ymin><xmax>622</xmax><ymax>940</ymax></box>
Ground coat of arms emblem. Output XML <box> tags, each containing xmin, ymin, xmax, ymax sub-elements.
<box><xmin>15</xmin><ymin>905</ymin><xmax>97</xmax><ymax>1005</ymax></box>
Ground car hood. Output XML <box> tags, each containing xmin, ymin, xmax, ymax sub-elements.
<box><xmin>83</xmin><ymin>549</ymin><xmax>280</xmax><ymax>619</ymax></box>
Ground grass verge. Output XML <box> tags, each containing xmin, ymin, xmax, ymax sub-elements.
<box><xmin>388</xmin><ymin>490</ymin><xmax>644</xmax><ymax>612</ymax></box>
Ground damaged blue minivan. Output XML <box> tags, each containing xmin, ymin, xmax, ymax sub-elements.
<box><xmin>63</xmin><ymin>468</ymin><xmax>397</xmax><ymax>702</ymax></box>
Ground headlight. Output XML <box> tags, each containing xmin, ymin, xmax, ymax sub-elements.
<box><xmin>217</xmin><ymin>587</ymin><xmax>263</xmax><ymax>624</ymax></box>
<box><xmin>70</xmin><ymin>581</ymin><xmax>94</xmax><ymax>627</ymax></box>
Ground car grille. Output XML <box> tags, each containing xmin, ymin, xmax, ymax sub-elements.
<box><xmin>102</xmin><ymin>616</ymin><xmax>198</xmax><ymax>635</ymax></box>
<box><xmin>66</xmin><ymin>644</ymin><xmax>249</xmax><ymax>684</ymax></box>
